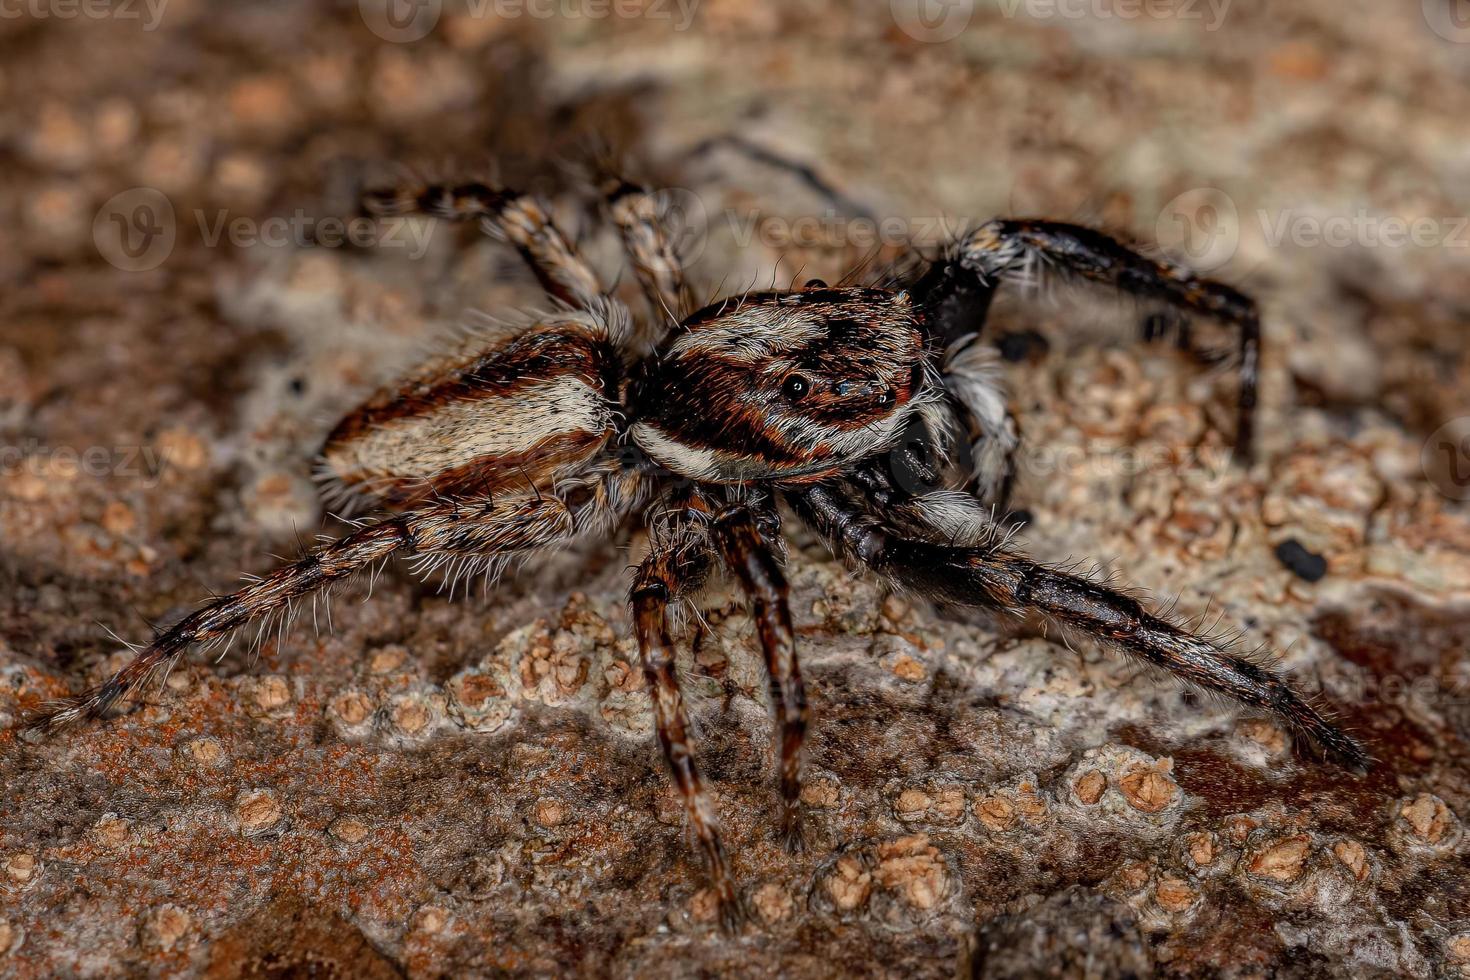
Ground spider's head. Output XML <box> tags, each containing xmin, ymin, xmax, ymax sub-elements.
<box><xmin>629</xmin><ymin>286</ymin><xmax>929</xmax><ymax>484</ymax></box>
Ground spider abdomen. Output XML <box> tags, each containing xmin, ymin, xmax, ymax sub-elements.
<box><xmin>318</xmin><ymin>315</ymin><xmax>620</xmax><ymax>510</ymax></box>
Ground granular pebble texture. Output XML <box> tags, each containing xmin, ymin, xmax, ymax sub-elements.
<box><xmin>2</xmin><ymin>2</ymin><xmax>1470</xmax><ymax>978</ymax></box>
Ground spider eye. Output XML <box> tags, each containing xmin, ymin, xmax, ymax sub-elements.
<box><xmin>876</xmin><ymin>389</ymin><xmax>896</xmax><ymax>408</ymax></box>
<box><xmin>782</xmin><ymin>374</ymin><xmax>811</xmax><ymax>401</ymax></box>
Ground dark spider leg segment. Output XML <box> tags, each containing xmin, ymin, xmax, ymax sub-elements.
<box><xmin>631</xmin><ymin>540</ymin><xmax>744</xmax><ymax>932</ymax></box>
<box><xmin>915</xmin><ymin>219</ymin><xmax>1261</xmax><ymax>460</ymax></box>
<box><xmin>710</xmin><ymin>506</ymin><xmax>809</xmax><ymax>852</ymax></box>
<box><xmin>363</xmin><ymin>181</ymin><xmax>604</xmax><ymax>309</ymax></box>
<box><xmin>686</xmin><ymin>135</ymin><xmax>877</xmax><ymax>221</ymax></box>
<box><xmin>603</xmin><ymin>178</ymin><xmax>696</xmax><ymax>325</ymax></box>
<box><xmin>789</xmin><ymin>482</ymin><xmax>1369</xmax><ymax>772</ymax></box>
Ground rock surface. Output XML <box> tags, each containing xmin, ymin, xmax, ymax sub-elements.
<box><xmin>2</xmin><ymin>2</ymin><xmax>1469</xmax><ymax>977</ymax></box>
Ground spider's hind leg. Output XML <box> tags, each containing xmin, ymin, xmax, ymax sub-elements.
<box><xmin>30</xmin><ymin>519</ymin><xmax>411</xmax><ymax>731</ymax></box>
<box><xmin>601</xmin><ymin>177</ymin><xmax>697</xmax><ymax>329</ymax></box>
<box><xmin>32</xmin><ymin>486</ymin><xmax>624</xmax><ymax>733</ymax></box>
<box><xmin>362</xmin><ymin>179</ymin><xmax>605</xmax><ymax>310</ymax></box>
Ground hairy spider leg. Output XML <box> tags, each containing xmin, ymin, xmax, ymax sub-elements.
<box><xmin>790</xmin><ymin>482</ymin><xmax>1368</xmax><ymax>772</ymax></box>
<box><xmin>711</xmin><ymin>504</ymin><xmax>809</xmax><ymax>853</ymax></box>
<box><xmin>915</xmin><ymin>219</ymin><xmax>1262</xmax><ymax>462</ymax></box>
<box><xmin>602</xmin><ymin>177</ymin><xmax>697</xmax><ymax>329</ymax></box>
<box><xmin>31</xmin><ymin>488</ymin><xmax>627</xmax><ymax>732</ymax></box>
<box><xmin>363</xmin><ymin>180</ymin><xmax>604</xmax><ymax>310</ymax></box>
<box><xmin>631</xmin><ymin>531</ymin><xmax>745</xmax><ymax>933</ymax></box>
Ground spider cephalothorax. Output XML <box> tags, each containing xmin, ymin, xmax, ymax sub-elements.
<box><xmin>630</xmin><ymin>286</ymin><xmax>933</xmax><ymax>484</ymax></box>
<box><xmin>32</xmin><ymin>175</ymin><xmax>1365</xmax><ymax>932</ymax></box>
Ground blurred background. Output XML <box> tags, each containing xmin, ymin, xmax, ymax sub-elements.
<box><xmin>2</xmin><ymin>2</ymin><xmax>1469</xmax><ymax>977</ymax></box>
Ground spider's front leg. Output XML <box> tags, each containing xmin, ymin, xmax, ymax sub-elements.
<box><xmin>791</xmin><ymin>482</ymin><xmax>1368</xmax><ymax>771</ymax></box>
<box><xmin>915</xmin><ymin>219</ymin><xmax>1262</xmax><ymax>461</ymax></box>
<box><xmin>630</xmin><ymin>531</ymin><xmax>745</xmax><ymax>932</ymax></box>
<box><xmin>710</xmin><ymin>504</ymin><xmax>809</xmax><ymax>853</ymax></box>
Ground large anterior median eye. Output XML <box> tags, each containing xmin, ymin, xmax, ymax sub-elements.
<box><xmin>782</xmin><ymin>373</ymin><xmax>811</xmax><ymax>401</ymax></box>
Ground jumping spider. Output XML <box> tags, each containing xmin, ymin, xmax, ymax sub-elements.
<box><xmin>34</xmin><ymin>175</ymin><xmax>1367</xmax><ymax>930</ymax></box>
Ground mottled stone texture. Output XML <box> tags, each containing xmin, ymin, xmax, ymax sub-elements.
<box><xmin>2</xmin><ymin>2</ymin><xmax>1469</xmax><ymax>977</ymax></box>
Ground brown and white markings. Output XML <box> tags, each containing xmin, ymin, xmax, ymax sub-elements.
<box><xmin>31</xmin><ymin>174</ymin><xmax>1367</xmax><ymax>930</ymax></box>
<box><xmin>317</xmin><ymin>308</ymin><xmax>625</xmax><ymax>511</ymax></box>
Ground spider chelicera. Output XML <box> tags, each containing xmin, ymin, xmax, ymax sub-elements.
<box><xmin>33</xmin><ymin>174</ymin><xmax>1366</xmax><ymax>930</ymax></box>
